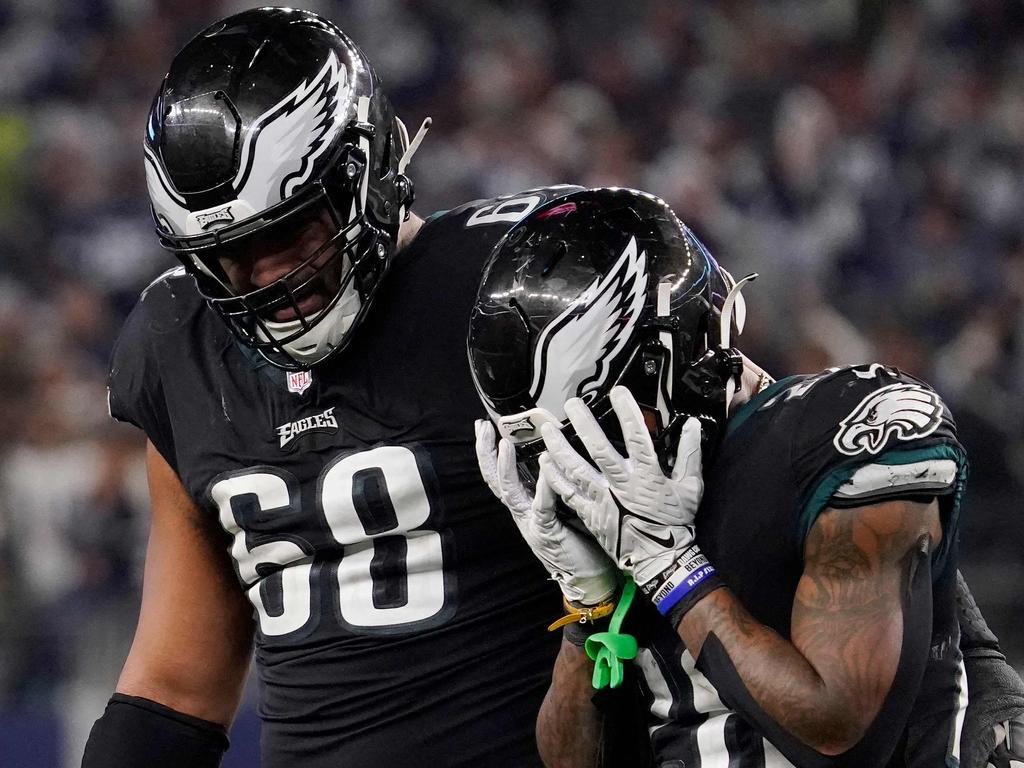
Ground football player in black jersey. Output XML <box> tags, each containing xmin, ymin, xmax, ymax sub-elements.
<box><xmin>82</xmin><ymin>8</ymin><xmax>585</xmax><ymax>768</ymax></box>
<box><xmin>470</xmin><ymin>187</ymin><xmax>1024</xmax><ymax>767</ymax></box>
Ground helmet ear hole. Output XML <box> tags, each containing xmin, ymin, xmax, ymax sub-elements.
<box><xmin>692</xmin><ymin>309</ymin><xmax>712</xmax><ymax>359</ymax></box>
<box><xmin>378</xmin><ymin>130</ymin><xmax>392</xmax><ymax>180</ymax></box>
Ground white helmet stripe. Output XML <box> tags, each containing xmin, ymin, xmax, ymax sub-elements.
<box><xmin>144</xmin><ymin>145</ymin><xmax>190</xmax><ymax>234</ymax></box>
<box><xmin>656</xmin><ymin>280</ymin><xmax>673</xmax><ymax>428</ymax></box>
<box><xmin>356</xmin><ymin>95</ymin><xmax>371</xmax><ymax>214</ymax></box>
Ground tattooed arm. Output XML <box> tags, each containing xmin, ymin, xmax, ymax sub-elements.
<box><xmin>538</xmin><ymin>635</ymin><xmax>655</xmax><ymax>768</ymax></box>
<box><xmin>676</xmin><ymin>498</ymin><xmax>942</xmax><ymax>755</ymax></box>
<box><xmin>537</xmin><ymin>637</ymin><xmax>604</xmax><ymax>768</ymax></box>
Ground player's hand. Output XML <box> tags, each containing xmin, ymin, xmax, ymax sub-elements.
<box><xmin>538</xmin><ymin>386</ymin><xmax>711</xmax><ymax>612</ymax></box>
<box><xmin>988</xmin><ymin>717</ymin><xmax>1024</xmax><ymax>768</ymax></box>
<box><xmin>475</xmin><ymin>419</ymin><xmax>618</xmax><ymax>606</ymax></box>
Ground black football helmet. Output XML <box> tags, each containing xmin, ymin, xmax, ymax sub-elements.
<box><xmin>467</xmin><ymin>187</ymin><xmax>753</xmax><ymax>463</ymax></box>
<box><xmin>144</xmin><ymin>7</ymin><xmax>426</xmax><ymax>369</ymax></box>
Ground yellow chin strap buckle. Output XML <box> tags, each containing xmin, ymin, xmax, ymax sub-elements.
<box><xmin>547</xmin><ymin>598</ymin><xmax>616</xmax><ymax>631</ymax></box>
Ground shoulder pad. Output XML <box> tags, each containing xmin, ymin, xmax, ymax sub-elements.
<box><xmin>133</xmin><ymin>265</ymin><xmax>204</xmax><ymax>334</ymax></box>
<box><xmin>824</xmin><ymin>365</ymin><xmax>949</xmax><ymax>457</ymax></box>
<box><xmin>791</xmin><ymin>365</ymin><xmax>953</xmax><ymax>457</ymax></box>
<box><xmin>106</xmin><ymin>265</ymin><xmax>204</xmax><ymax>471</ymax></box>
<box><xmin>759</xmin><ymin>364</ymin><xmax>953</xmax><ymax>455</ymax></box>
<box><xmin>786</xmin><ymin>364</ymin><xmax>967</xmax><ymax>555</ymax></box>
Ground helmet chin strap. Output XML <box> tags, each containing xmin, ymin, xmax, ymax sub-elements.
<box><xmin>255</xmin><ymin>227</ymin><xmax>366</xmax><ymax>366</ymax></box>
<box><xmin>719</xmin><ymin>272</ymin><xmax>758</xmax><ymax>411</ymax></box>
<box><xmin>396</xmin><ymin>115</ymin><xmax>431</xmax><ymax>222</ymax></box>
<box><xmin>257</xmin><ymin>279</ymin><xmax>363</xmax><ymax>365</ymax></box>
<box><xmin>397</xmin><ymin>116</ymin><xmax>431</xmax><ymax>176</ymax></box>
<box><xmin>655</xmin><ymin>281</ymin><xmax>674</xmax><ymax>429</ymax></box>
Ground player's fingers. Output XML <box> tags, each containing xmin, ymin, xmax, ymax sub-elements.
<box><xmin>529</xmin><ymin>471</ymin><xmax>571</xmax><ymax>549</ymax></box>
<box><xmin>539</xmin><ymin>452</ymin><xmax>590</xmax><ymax>521</ymax></box>
<box><xmin>609</xmin><ymin>386</ymin><xmax>659</xmax><ymax>471</ymax></box>
<box><xmin>540</xmin><ymin>421</ymin><xmax>604</xmax><ymax>496</ymax></box>
<box><xmin>496</xmin><ymin>437</ymin><xmax>530</xmax><ymax>515</ymax></box>
<box><xmin>531</xmin><ymin>468</ymin><xmax>558</xmax><ymax>521</ymax></box>
<box><xmin>671</xmin><ymin>417</ymin><xmax>704</xmax><ymax>482</ymax></box>
<box><xmin>564</xmin><ymin>397</ymin><xmax>627</xmax><ymax>479</ymax></box>
<box><xmin>474</xmin><ymin>419</ymin><xmax>502</xmax><ymax>499</ymax></box>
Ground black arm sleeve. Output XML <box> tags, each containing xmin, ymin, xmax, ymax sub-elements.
<box><xmin>81</xmin><ymin>694</ymin><xmax>229</xmax><ymax>768</ymax></box>
<box><xmin>957</xmin><ymin>570</ymin><xmax>1004</xmax><ymax>656</ymax></box>
<box><xmin>592</xmin><ymin>666</ymin><xmax>655</xmax><ymax>768</ymax></box>
<box><xmin>957</xmin><ymin>572</ymin><xmax>1024</xmax><ymax>768</ymax></box>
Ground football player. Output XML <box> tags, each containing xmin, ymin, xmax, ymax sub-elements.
<box><xmin>470</xmin><ymin>187</ymin><xmax>1024</xmax><ymax>767</ymax></box>
<box><xmin>82</xmin><ymin>8</ymin><xmax>583</xmax><ymax>768</ymax></box>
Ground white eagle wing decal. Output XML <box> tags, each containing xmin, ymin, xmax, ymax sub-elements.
<box><xmin>834</xmin><ymin>382</ymin><xmax>944</xmax><ymax>456</ymax></box>
<box><xmin>233</xmin><ymin>51</ymin><xmax>349</xmax><ymax>210</ymax></box>
<box><xmin>529</xmin><ymin>236</ymin><xmax>648</xmax><ymax>416</ymax></box>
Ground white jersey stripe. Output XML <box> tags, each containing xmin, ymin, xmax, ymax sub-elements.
<box><xmin>762</xmin><ymin>736</ymin><xmax>797</xmax><ymax>768</ymax></box>
<box><xmin>950</xmin><ymin>653</ymin><xmax>969</xmax><ymax>763</ymax></box>
<box><xmin>833</xmin><ymin>458</ymin><xmax>958</xmax><ymax>501</ymax></box>
<box><xmin>635</xmin><ymin>647</ymin><xmax>673</xmax><ymax>737</ymax></box>
<box><xmin>680</xmin><ymin>649</ymin><xmax>728</xmax><ymax>715</ymax></box>
<box><xmin>680</xmin><ymin>649</ymin><xmax>732</xmax><ymax>766</ymax></box>
<box><xmin>695</xmin><ymin>716</ymin><xmax>730</xmax><ymax>767</ymax></box>
<box><xmin>641</xmin><ymin>642</ymin><xmax>800</xmax><ymax>767</ymax></box>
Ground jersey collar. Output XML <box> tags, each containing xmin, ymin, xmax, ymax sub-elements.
<box><xmin>723</xmin><ymin>375</ymin><xmax>798</xmax><ymax>441</ymax></box>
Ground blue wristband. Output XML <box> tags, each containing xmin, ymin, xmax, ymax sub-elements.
<box><xmin>654</xmin><ymin>562</ymin><xmax>717</xmax><ymax>615</ymax></box>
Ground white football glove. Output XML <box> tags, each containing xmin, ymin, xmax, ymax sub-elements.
<box><xmin>539</xmin><ymin>386</ymin><xmax>716</xmax><ymax>615</ymax></box>
<box><xmin>475</xmin><ymin>419</ymin><xmax>618</xmax><ymax>606</ymax></box>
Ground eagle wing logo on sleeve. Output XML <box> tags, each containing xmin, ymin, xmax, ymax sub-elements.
<box><xmin>528</xmin><ymin>236</ymin><xmax>648</xmax><ymax>416</ymax></box>
<box><xmin>834</xmin><ymin>383</ymin><xmax>944</xmax><ymax>456</ymax></box>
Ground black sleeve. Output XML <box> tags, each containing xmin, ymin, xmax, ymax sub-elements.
<box><xmin>82</xmin><ymin>693</ymin><xmax>229</xmax><ymax>768</ymax></box>
<box><xmin>957</xmin><ymin>571</ymin><xmax>1003</xmax><ymax>656</ymax></box>
<box><xmin>593</xmin><ymin>667</ymin><xmax>654</xmax><ymax>768</ymax></box>
<box><xmin>107</xmin><ymin>270</ymin><xmax>181</xmax><ymax>471</ymax></box>
<box><xmin>957</xmin><ymin>572</ymin><xmax>1024</xmax><ymax>768</ymax></box>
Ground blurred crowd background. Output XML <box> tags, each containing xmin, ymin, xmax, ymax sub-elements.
<box><xmin>0</xmin><ymin>0</ymin><xmax>1022</xmax><ymax>765</ymax></box>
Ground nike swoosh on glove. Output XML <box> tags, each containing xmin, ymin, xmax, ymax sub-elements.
<box><xmin>475</xmin><ymin>419</ymin><xmax>618</xmax><ymax>606</ymax></box>
<box><xmin>539</xmin><ymin>386</ymin><xmax>718</xmax><ymax>617</ymax></box>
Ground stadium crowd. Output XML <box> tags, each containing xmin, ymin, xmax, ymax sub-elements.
<box><xmin>0</xmin><ymin>0</ymin><xmax>1021</xmax><ymax>765</ymax></box>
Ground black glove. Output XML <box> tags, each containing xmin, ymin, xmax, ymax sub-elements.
<box><xmin>987</xmin><ymin>716</ymin><xmax>1024</xmax><ymax>768</ymax></box>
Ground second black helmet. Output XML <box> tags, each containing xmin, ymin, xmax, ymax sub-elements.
<box><xmin>467</xmin><ymin>187</ymin><xmax>750</xmax><ymax>462</ymax></box>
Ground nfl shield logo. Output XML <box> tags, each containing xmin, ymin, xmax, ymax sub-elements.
<box><xmin>286</xmin><ymin>370</ymin><xmax>313</xmax><ymax>395</ymax></box>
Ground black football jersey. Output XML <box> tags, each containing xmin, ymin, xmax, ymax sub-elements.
<box><xmin>633</xmin><ymin>365</ymin><xmax>969</xmax><ymax>768</ymax></box>
<box><xmin>106</xmin><ymin>186</ymin><xmax>582</xmax><ymax>768</ymax></box>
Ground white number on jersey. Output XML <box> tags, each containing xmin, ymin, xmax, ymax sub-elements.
<box><xmin>211</xmin><ymin>446</ymin><xmax>449</xmax><ymax>638</ymax></box>
<box><xmin>465</xmin><ymin>195</ymin><xmax>542</xmax><ymax>227</ymax></box>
